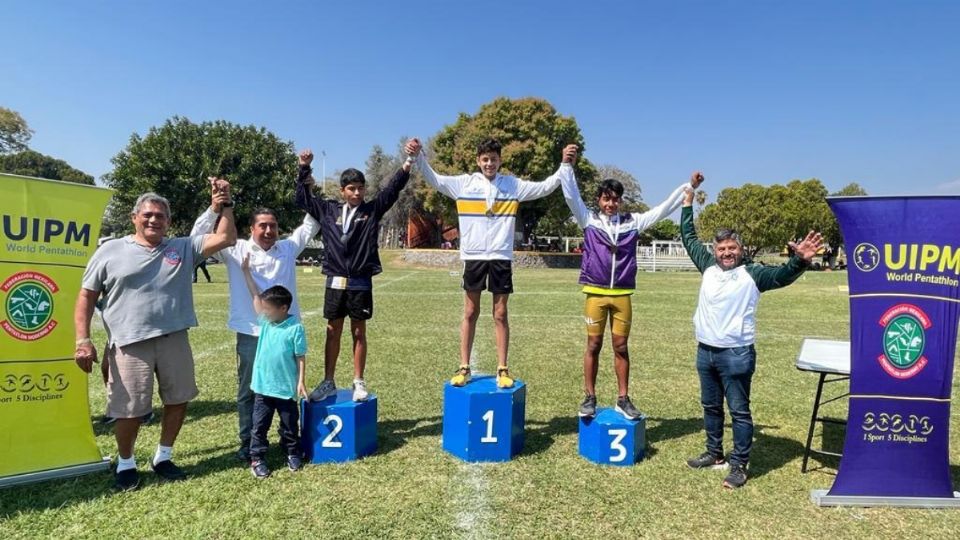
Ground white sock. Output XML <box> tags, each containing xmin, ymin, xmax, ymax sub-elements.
<box><xmin>153</xmin><ymin>444</ymin><xmax>173</xmax><ymax>466</ymax></box>
<box><xmin>116</xmin><ymin>455</ymin><xmax>136</xmax><ymax>473</ymax></box>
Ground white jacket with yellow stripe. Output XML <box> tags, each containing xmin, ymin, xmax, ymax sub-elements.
<box><xmin>416</xmin><ymin>153</ymin><xmax>571</xmax><ymax>261</ymax></box>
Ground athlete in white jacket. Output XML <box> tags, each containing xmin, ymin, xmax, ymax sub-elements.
<box><xmin>407</xmin><ymin>137</ymin><xmax>575</xmax><ymax>388</ymax></box>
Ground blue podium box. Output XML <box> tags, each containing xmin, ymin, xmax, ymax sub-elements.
<box><xmin>301</xmin><ymin>389</ymin><xmax>377</xmax><ymax>463</ymax></box>
<box><xmin>442</xmin><ymin>375</ymin><xmax>526</xmax><ymax>462</ymax></box>
<box><xmin>578</xmin><ymin>408</ymin><xmax>646</xmax><ymax>466</ymax></box>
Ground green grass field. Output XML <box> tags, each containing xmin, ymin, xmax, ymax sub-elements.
<box><xmin>2</xmin><ymin>253</ymin><xmax>959</xmax><ymax>539</ymax></box>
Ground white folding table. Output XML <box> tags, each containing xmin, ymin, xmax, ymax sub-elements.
<box><xmin>795</xmin><ymin>338</ymin><xmax>851</xmax><ymax>473</ymax></box>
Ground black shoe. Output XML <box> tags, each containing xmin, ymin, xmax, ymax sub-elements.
<box><xmin>615</xmin><ymin>395</ymin><xmax>642</xmax><ymax>420</ymax></box>
<box><xmin>686</xmin><ymin>451</ymin><xmax>728</xmax><ymax>470</ymax></box>
<box><xmin>113</xmin><ymin>468</ymin><xmax>140</xmax><ymax>492</ymax></box>
<box><xmin>140</xmin><ymin>410</ymin><xmax>155</xmax><ymax>424</ymax></box>
<box><xmin>150</xmin><ymin>459</ymin><xmax>187</xmax><ymax>482</ymax></box>
<box><xmin>287</xmin><ymin>454</ymin><xmax>303</xmax><ymax>472</ymax></box>
<box><xmin>236</xmin><ymin>446</ymin><xmax>250</xmax><ymax>462</ymax></box>
<box><xmin>100</xmin><ymin>415</ymin><xmax>117</xmax><ymax>425</ymax></box>
<box><xmin>251</xmin><ymin>459</ymin><xmax>271</xmax><ymax>479</ymax></box>
<box><xmin>723</xmin><ymin>463</ymin><xmax>748</xmax><ymax>489</ymax></box>
<box><xmin>578</xmin><ymin>394</ymin><xmax>597</xmax><ymax>418</ymax></box>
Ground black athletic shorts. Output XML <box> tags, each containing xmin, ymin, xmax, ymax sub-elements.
<box><xmin>462</xmin><ymin>260</ymin><xmax>513</xmax><ymax>294</ymax></box>
<box><xmin>323</xmin><ymin>288</ymin><xmax>374</xmax><ymax>320</ymax></box>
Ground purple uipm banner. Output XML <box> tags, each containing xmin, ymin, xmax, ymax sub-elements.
<box><xmin>827</xmin><ymin>196</ymin><xmax>960</xmax><ymax>498</ymax></box>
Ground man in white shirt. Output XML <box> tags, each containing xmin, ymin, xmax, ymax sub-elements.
<box><xmin>191</xmin><ymin>205</ymin><xmax>320</xmax><ymax>461</ymax></box>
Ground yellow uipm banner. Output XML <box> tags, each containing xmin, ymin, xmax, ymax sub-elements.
<box><xmin>0</xmin><ymin>174</ymin><xmax>112</xmax><ymax>480</ymax></box>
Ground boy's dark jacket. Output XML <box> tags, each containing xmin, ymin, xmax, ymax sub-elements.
<box><xmin>295</xmin><ymin>164</ymin><xmax>409</xmax><ymax>279</ymax></box>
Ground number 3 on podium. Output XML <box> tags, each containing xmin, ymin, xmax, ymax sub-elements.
<box><xmin>609</xmin><ymin>428</ymin><xmax>628</xmax><ymax>463</ymax></box>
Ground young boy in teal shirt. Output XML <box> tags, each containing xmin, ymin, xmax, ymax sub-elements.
<box><xmin>241</xmin><ymin>255</ymin><xmax>308</xmax><ymax>478</ymax></box>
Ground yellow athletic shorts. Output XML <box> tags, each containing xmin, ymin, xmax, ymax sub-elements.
<box><xmin>583</xmin><ymin>293</ymin><xmax>632</xmax><ymax>337</ymax></box>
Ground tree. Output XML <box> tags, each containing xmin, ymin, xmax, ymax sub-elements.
<box><xmin>832</xmin><ymin>182</ymin><xmax>868</xmax><ymax>197</ymax></box>
<box><xmin>422</xmin><ymin>97</ymin><xmax>597</xmax><ymax>240</ymax></box>
<box><xmin>696</xmin><ymin>179</ymin><xmax>836</xmax><ymax>258</ymax></box>
<box><xmin>642</xmin><ymin>219</ymin><xmax>680</xmax><ymax>242</ymax></box>
<box><xmin>104</xmin><ymin>116</ymin><xmax>299</xmax><ymax>236</ymax></box>
<box><xmin>0</xmin><ymin>107</ymin><xmax>33</xmax><ymax>154</ymax></box>
<box><xmin>0</xmin><ymin>150</ymin><xmax>94</xmax><ymax>184</ymax></box>
<box><xmin>364</xmin><ymin>140</ymin><xmax>425</xmax><ymax>238</ymax></box>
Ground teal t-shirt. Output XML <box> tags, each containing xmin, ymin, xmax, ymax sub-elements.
<box><xmin>251</xmin><ymin>315</ymin><xmax>307</xmax><ymax>400</ymax></box>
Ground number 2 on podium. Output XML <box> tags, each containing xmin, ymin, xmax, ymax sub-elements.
<box><xmin>322</xmin><ymin>414</ymin><xmax>344</xmax><ymax>448</ymax></box>
<box><xmin>480</xmin><ymin>410</ymin><xmax>498</xmax><ymax>443</ymax></box>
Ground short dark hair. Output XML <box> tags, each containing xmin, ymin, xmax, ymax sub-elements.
<box><xmin>714</xmin><ymin>228</ymin><xmax>743</xmax><ymax>246</ymax></box>
<box><xmin>596</xmin><ymin>179</ymin><xmax>624</xmax><ymax>200</ymax></box>
<box><xmin>249</xmin><ymin>208</ymin><xmax>278</xmax><ymax>226</ymax></box>
<box><xmin>260</xmin><ymin>285</ymin><xmax>293</xmax><ymax>310</ymax></box>
<box><xmin>476</xmin><ymin>138</ymin><xmax>502</xmax><ymax>157</ymax></box>
<box><xmin>340</xmin><ymin>168</ymin><xmax>366</xmax><ymax>187</ymax></box>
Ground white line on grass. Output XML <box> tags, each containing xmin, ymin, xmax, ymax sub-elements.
<box><xmin>454</xmin><ymin>345</ymin><xmax>492</xmax><ymax>540</ymax></box>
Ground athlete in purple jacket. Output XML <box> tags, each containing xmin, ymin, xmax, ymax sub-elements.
<box><xmin>561</xmin><ymin>152</ymin><xmax>703</xmax><ymax>419</ymax></box>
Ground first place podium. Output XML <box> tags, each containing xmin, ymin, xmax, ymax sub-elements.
<box><xmin>443</xmin><ymin>375</ymin><xmax>526</xmax><ymax>462</ymax></box>
<box><xmin>301</xmin><ymin>390</ymin><xmax>377</xmax><ymax>463</ymax></box>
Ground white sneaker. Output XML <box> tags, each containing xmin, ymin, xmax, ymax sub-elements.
<box><xmin>309</xmin><ymin>379</ymin><xmax>336</xmax><ymax>402</ymax></box>
<box><xmin>352</xmin><ymin>378</ymin><xmax>369</xmax><ymax>402</ymax></box>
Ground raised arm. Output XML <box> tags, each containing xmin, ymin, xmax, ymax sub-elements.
<box><xmin>409</xmin><ymin>138</ymin><xmax>465</xmax><ymax>199</ymax></box>
<box><xmin>201</xmin><ymin>178</ymin><xmax>238</xmax><ymax>258</ymax></box>
<box><xmin>747</xmin><ymin>231</ymin><xmax>820</xmax><ymax>292</ymax></box>
<box><xmin>680</xmin><ymin>190</ymin><xmax>715</xmax><ymax>273</ymax></box>
<box><xmin>286</xmin><ymin>213</ymin><xmax>322</xmax><ymax>256</ymax></box>
<box><xmin>633</xmin><ymin>171</ymin><xmax>705</xmax><ymax>231</ymax></box>
<box><xmin>190</xmin><ymin>204</ymin><xmax>225</xmax><ymax>261</ymax></box>
<box><xmin>556</xmin><ymin>145</ymin><xmax>590</xmax><ymax>228</ymax></box>
<box><xmin>295</xmin><ymin>148</ymin><xmax>329</xmax><ymax>221</ymax></box>
<box><xmin>373</xmin><ymin>167</ymin><xmax>412</xmax><ymax>217</ymax></box>
<box><xmin>516</xmin><ymin>146</ymin><xmax>576</xmax><ymax>202</ymax></box>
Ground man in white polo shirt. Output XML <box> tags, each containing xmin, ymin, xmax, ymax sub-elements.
<box><xmin>191</xmin><ymin>204</ymin><xmax>320</xmax><ymax>461</ymax></box>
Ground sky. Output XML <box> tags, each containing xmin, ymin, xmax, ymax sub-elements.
<box><xmin>3</xmin><ymin>0</ymin><xmax>959</xmax><ymax>204</ymax></box>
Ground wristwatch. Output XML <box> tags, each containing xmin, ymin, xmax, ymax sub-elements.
<box><xmin>221</xmin><ymin>201</ymin><xmax>235</xmax><ymax>208</ymax></box>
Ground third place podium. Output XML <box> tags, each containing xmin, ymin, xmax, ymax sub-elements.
<box><xmin>442</xmin><ymin>375</ymin><xmax>526</xmax><ymax>462</ymax></box>
<box><xmin>578</xmin><ymin>408</ymin><xmax>646</xmax><ymax>466</ymax></box>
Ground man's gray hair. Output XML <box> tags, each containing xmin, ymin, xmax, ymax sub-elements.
<box><xmin>130</xmin><ymin>192</ymin><xmax>171</xmax><ymax>217</ymax></box>
<box><xmin>714</xmin><ymin>228</ymin><xmax>743</xmax><ymax>247</ymax></box>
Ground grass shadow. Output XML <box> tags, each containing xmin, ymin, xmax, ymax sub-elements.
<box><xmin>377</xmin><ymin>416</ymin><xmax>442</xmax><ymax>455</ymax></box>
<box><xmin>644</xmin><ymin>416</ymin><xmax>704</xmax><ymax>460</ymax></box>
<box><xmin>749</xmin><ymin>427</ymin><xmax>807</xmax><ymax>480</ymax></box>
<box><xmin>522</xmin><ymin>416</ymin><xmax>580</xmax><ymax>456</ymax></box>
<box><xmin>90</xmin><ymin>400</ymin><xmax>238</xmax><ymax>437</ymax></box>
<box><xmin>800</xmin><ymin>420</ymin><xmax>844</xmax><ymax>475</ymax></box>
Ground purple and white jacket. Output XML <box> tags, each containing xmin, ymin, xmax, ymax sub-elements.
<box><xmin>561</xmin><ymin>173</ymin><xmax>690</xmax><ymax>290</ymax></box>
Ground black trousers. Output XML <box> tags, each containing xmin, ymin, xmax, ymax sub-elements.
<box><xmin>249</xmin><ymin>393</ymin><xmax>300</xmax><ymax>459</ymax></box>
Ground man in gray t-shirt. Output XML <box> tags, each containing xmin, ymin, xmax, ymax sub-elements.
<box><xmin>74</xmin><ymin>180</ymin><xmax>237</xmax><ymax>492</ymax></box>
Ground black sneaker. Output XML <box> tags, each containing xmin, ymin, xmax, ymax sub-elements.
<box><xmin>236</xmin><ymin>446</ymin><xmax>250</xmax><ymax>462</ymax></box>
<box><xmin>615</xmin><ymin>395</ymin><xmax>642</xmax><ymax>420</ymax></box>
<box><xmin>251</xmin><ymin>459</ymin><xmax>271</xmax><ymax>479</ymax></box>
<box><xmin>113</xmin><ymin>468</ymin><xmax>140</xmax><ymax>492</ymax></box>
<box><xmin>100</xmin><ymin>415</ymin><xmax>117</xmax><ymax>425</ymax></box>
<box><xmin>140</xmin><ymin>410</ymin><xmax>155</xmax><ymax>424</ymax></box>
<box><xmin>686</xmin><ymin>451</ymin><xmax>728</xmax><ymax>470</ymax></box>
<box><xmin>723</xmin><ymin>463</ymin><xmax>748</xmax><ymax>489</ymax></box>
<box><xmin>578</xmin><ymin>394</ymin><xmax>597</xmax><ymax>418</ymax></box>
<box><xmin>287</xmin><ymin>454</ymin><xmax>303</xmax><ymax>472</ymax></box>
<box><xmin>150</xmin><ymin>459</ymin><xmax>187</xmax><ymax>482</ymax></box>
